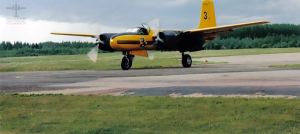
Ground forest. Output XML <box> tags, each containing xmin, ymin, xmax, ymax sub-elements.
<box><xmin>0</xmin><ymin>24</ymin><xmax>300</xmax><ymax>57</ymax></box>
<box><xmin>205</xmin><ymin>24</ymin><xmax>300</xmax><ymax>49</ymax></box>
<box><xmin>0</xmin><ymin>41</ymin><xmax>95</xmax><ymax>57</ymax></box>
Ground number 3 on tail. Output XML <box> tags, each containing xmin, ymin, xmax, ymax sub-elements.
<box><xmin>204</xmin><ymin>11</ymin><xmax>208</xmax><ymax>20</ymax></box>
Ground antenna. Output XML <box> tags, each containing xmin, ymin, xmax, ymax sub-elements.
<box><xmin>6</xmin><ymin>0</ymin><xmax>26</xmax><ymax>24</ymax></box>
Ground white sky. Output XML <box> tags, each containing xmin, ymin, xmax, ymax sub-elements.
<box><xmin>0</xmin><ymin>17</ymin><xmax>125</xmax><ymax>43</ymax></box>
<box><xmin>0</xmin><ymin>0</ymin><xmax>299</xmax><ymax>43</ymax></box>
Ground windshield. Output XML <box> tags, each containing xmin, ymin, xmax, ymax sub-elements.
<box><xmin>125</xmin><ymin>27</ymin><xmax>148</xmax><ymax>35</ymax></box>
<box><xmin>126</xmin><ymin>28</ymin><xmax>140</xmax><ymax>33</ymax></box>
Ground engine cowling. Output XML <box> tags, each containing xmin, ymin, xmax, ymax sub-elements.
<box><xmin>155</xmin><ymin>31</ymin><xmax>206</xmax><ymax>52</ymax></box>
<box><xmin>156</xmin><ymin>31</ymin><xmax>183</xmax><ymax>51</ymax></box>
<box><xmin>98</xmin><ymin>33</ymin><xmax>116</xmax><ymax>52</ymax></box>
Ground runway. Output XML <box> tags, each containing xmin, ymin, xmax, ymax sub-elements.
<box><xmin>1</xmin><ymin>53</ymin><xmax>300</xmax><ymax>97</ymax></box>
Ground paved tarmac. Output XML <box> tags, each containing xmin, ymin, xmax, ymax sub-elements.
<box><xmin>1</xmin><ymin>53</ymin><xmax>300</xmax><ymax>97</ymax></box>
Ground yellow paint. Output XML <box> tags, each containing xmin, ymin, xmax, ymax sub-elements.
<box><xmin>190</xmin><ymin>21</ymin><xmax>270</xmax><ymax>33</ymax></box>
<box><xmin>51</xmin><ymin>33</ymin><xmax>96</xmax><ymax>38</ymax></box>
<box><xmin>129</xmin><ymin>50</ymin><xmax>149</xmax><ymax>57</ymax></box>
<box><xmin>199</xmin><ymin>0</ymin><xmax>217</xmax><ymax>28</ymax></box>
<box><xmin>110</xmin><ymin>34</ymin><xmax>155</xmax><ymax>51</ymax></box>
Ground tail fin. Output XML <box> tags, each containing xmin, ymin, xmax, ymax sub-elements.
<box><xmin>198</xmin><ymin>0</ymin><xmax>217</xmax><ymax>28</ymax></box>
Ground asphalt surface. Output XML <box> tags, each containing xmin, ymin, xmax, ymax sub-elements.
<box><xmin>1</xmin><ymin>53</ymin><xmax>300</xmax><ymax>97</ymax></box>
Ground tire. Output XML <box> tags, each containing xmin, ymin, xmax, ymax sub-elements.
<box><xmin>128</xmin><ymin>55</ymin><xmax>134</xmax><ymax>68</ymax></box>
<box><xmin>121</xmin><ymin>56</ymin><xmax>131</xmax><ymax>70</ymax></box>
<box><xmin>182</xmin><ymin>54</ymin><xmax>192</xmax><ymax>68</ymax></box>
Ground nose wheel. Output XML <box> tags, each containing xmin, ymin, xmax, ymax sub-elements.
<box><xmin>121</xmin><ymin>54</ymin><xmax>134</xmax><ymax>70</ymax></box>
<box><xmin>182</xmin><ymin>53</ymin><xmax>192</xmax><ymax>68</ymax></box>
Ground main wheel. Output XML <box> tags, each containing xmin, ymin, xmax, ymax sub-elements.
<box><xmin>128</xmin><ymin>55</ymin><xmax>135</xmax><ymax>69</ymax></box>
<box><xmin>182</xmin><ymin>54</ymin><xmax>192</xmax><ymax>68</ymax></box>
<box><xmin>121</xmin><ymin>56</ymin><xmax>132</xmax><ymax>70</ymax></box>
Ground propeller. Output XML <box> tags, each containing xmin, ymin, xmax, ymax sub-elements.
<box><xmin>146</xmin><ymin>19</ymin><xmax>161</xmax><ymax>60</ymax></box>
<box><xmin>87</xmin><ymin>35</ymin><xmax>102</xmax><ymax>63</ymax></box>
<box><xmin>147</xmin><ymin>19</ymin><xmax>160</xmax><ymax>36</ymax></box>
<box><xmin>148</xmin><ymin>51</ymin><xmax>155</xmax><ymax>60</ymax></box>
<box><xmin>87</xmin><ymin>44</ymin><xmax>99</xmax><ymax>63</ymax></box>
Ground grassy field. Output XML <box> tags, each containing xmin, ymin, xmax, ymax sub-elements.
<box><xmin>1</xmin><ymin>48</ymin><xmax>300</xmax><ymax>72</ymax></box>
<box><xmin>271</xmin><ymin>64</ymin><xmax>300</xmax><ymax>69</ymax></box>
<box><xmin>0</xmin><ymin>95</ymin><xmax>299</xmax><ymax>134</ymax></box>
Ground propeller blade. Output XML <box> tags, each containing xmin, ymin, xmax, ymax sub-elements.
<box><xmin>148</xmin><ymin>51</ymin><xmax>155</xmax><ymax>60</ymax></box>
<box><xmin>87</xmin><ymin>45</ymin><xmax>99</xmax><ymax>63</ymax></box>
<box><xmin>147</xmin><ymin>19</ymin><xmax>160</xmax><ymax>36</ymax></box>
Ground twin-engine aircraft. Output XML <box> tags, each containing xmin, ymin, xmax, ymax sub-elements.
<box><xmin>52</xmin><ymin>0</ymin><xmax>269</xmax><ymax>70</ymax></box>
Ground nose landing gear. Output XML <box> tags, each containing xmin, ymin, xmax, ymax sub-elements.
<box><xmin>121</xmin><ymin>52</ymin><xmax>134</xmax><ymax>70</ymax></box>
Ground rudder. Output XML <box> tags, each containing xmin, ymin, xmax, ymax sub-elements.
<box><xmin>198</xmin><ymin>0</ymin><xmax>217</xmax><ymax>28</ymax></box>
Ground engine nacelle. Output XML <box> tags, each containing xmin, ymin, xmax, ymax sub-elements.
<box><xmin>156</xmin><ymin>31</ymin><xmax>205</xmax><ymax>52</ymax></box>
<box><xmin>98</xmin><ymin>33</ymin><xmax>116</xmax><ymax>52</ymax></box>
<box><xmin>156</xmin><ymin>31</ymin><xmax>183</xmax><ymax>51</ymax></box>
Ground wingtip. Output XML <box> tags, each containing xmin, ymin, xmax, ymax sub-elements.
<box><xmin>260</xmin><ymin>20</ymin><xmax>271</xmax><ymax>24</ymax></box>
<box><xmin>50</xmin><ymin>32</ymin><xmax>62</xmax><ymax>35</ymax></box>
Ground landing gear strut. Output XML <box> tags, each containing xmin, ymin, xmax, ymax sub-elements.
<box><xmin>121</xmin><ymin>52</ymin><xmax>134</xmax><ymax>70</ymax></box>
<box><xmin>182</xmin><ymin>53</ymin><xmax>192</xmax><ymax>68</ymax></box>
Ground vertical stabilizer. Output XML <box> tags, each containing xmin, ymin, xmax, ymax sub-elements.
<box><xmin>198</xmin><ymin>0</ymin><xmax>217</xmax><ymax>28</ymax></box>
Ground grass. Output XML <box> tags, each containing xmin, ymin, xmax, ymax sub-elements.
<box><xmin>0</xmin><ymin>94</ymin><xmax>299</xmax><ymax>134</ymax></box>
<box><xmin>271</xmin><ymin>64</ymin><xmax>300</xmax><ymax>69</ymax></box>
<box><xmin>1</xmin><ymin>48</ymin><xmax>300</xmax><ymax>72</ymax></box>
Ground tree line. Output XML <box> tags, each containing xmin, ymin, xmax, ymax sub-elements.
<box><xmin>205</xmin><ymin>24</ymin><xmax>300</xmax><ymax>49</ymax></box>
<box><xmin>0</xmin><ymin>24</ymin><xmax>300</xmax><ymax>57</ymax></box>
<box><xmin>0</xmin><ymin>41</ymin><xmax>95</xmax><ymax>57</ymax></box>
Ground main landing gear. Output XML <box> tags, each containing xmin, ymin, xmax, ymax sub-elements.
<box><xmin>121</xmin><ymin>52</ymin><xmax>134</xmax><ymax>70</ymax></box>
<box><xmin>181</xmin><ymin>53</ymin><xmax>192</xmax><ymax>68</ymax></box>
<box><xmin>120</xmin><ymin>51</ymin><xmax>192</xmax><ymax>70</ymax></box>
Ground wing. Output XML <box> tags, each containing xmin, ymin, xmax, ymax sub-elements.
<box><xmin>51</xmin><ymin>32</ymin><xmax>97</xmax><ymax>38</ymax></box>
<box><xmin>187</xmin><ymin>21</ymin><xmax>270</xmax><ymax>34</ymax></box>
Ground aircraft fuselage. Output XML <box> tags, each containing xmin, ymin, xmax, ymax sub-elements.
<box><xmin>99</xmin><ymin>29</ymin><xmax>210</xmax><ymax>52</ymax></box>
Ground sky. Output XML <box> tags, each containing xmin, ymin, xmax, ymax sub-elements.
<box><xmin>0</xmin><ymin>0</ymin><xmax>300</xmax><ymax>43</ymax></box>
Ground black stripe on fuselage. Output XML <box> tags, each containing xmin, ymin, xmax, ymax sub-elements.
<box><xmin>117</xmin><ymin>40</ymin><xmax>140</xmax><ymax>44</ymax></box>
<box><xmin>117</xmin><ymin>40</ymin><xmax>155</xmax><ymax>45</ymax></box>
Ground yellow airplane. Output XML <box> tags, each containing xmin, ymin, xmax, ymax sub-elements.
<box><xmin>52</xmin><ymin>0</ymin><xmax>269</xmax><ymax>70</ymax></box>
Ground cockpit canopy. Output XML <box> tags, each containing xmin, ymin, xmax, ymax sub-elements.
<box><xmin>126</xmin><ymin>27</ymin><xmax>149</xmax><ymax>35</ymax></box>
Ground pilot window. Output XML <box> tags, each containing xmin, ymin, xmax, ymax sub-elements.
<box><xmin>126</xmin><ymin>28</ymin><xmax>149</xmax><ymax>35</ymax></box>
<box><xmin>137</xmin><ymin>28</ymin><xmax>148</xmax><ymax>35</ymax></box>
